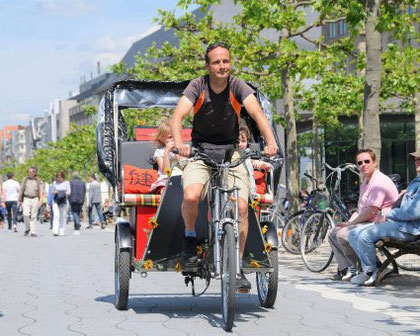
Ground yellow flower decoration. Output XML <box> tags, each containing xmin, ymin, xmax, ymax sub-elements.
<box><xmin>164</xmin><ymin>168</ymin><xmax>172</xmax><ymax>177</ymax></box>
<box><xmin>143</xmin><ymin>259</ymin><xmax>153</xmax><ymax>270</ymax></box>
<box><xmin>250</xmin><ymin>200</ymin><xmax>259</xmax><ymax>209</ymax></box>
<box><xmin>137</xmin><ymin>119</ymin><xmax>145</xmax><ymax>126</ymax></box>
<box><xmin>261</xmin><ymin>225</ymin><xmax>268</xmax><ymax>234</ymax></box>
<box><xmin>175</xmin><ymin>262</ymin><xmax>182</xmax><ymax>273</ymax></box>
<box><xmin>148</xmin><ymin>217</ymin><xmax>159</xmax><ymax>229</ymax></box>
<box><xmin>264</xmin><ymin>243</ymin><xmax>273</xmax><ymax>253</ymax></box>
<box><xmin>251</xmin><ymin>260</ymin><xmax>261</xmax><ymax>268</ymax></box>
<box><xmin>196</xmin><ymin>245</ymin><xmax>203</xmax><ymax>255</ymax></box>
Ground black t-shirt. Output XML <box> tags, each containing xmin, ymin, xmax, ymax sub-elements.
<box><xmin>183</xmin><ymin>75</ymin><xmax>255</xmax><ymax>145</ymax></box>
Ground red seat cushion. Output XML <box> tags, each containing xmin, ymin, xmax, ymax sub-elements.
<box><xmin>254</xmin><ymin>171</ymin><xmax>266</xmax><ymax>195</ymax></box>
<box><xmin>123</xmin><ymin>165</ymin><xmax>158</xmax><ymax>194</ymax></box>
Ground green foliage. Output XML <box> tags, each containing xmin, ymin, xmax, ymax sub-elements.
<box><xmin>82</xmin><ymin>105</ymin><xmax>98</xmax><ymax>116</ymax></box>
<box><xmin>2</xmin><ymin>125</ymin><xmax>97</xmax><ymax>183</ymax></box>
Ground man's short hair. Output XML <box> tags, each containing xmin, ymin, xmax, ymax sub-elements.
<box><xmin>205</xmin><ymin>42</ymin><xmax>230</xmax><ymax>64</ymax></box>
<box><xmin>6</xmin><ymin>172</ymin><xmax>14</xmax><ymax>179</ymax></box>
<box><xmin>355</xmin><ymin>148</ymin><xmax>376</xmax><ymax>162</ymax></box>
<box><xmin>28</xmin><ymin>166</ymin><xmax>38</xmax><ymax>174</ymax></box>
<box><xmin>90</xmin><ymin>174</ymin><xmax>97</xmax><ymax>180</ymax></box>
<box><xmin>73</xmin><ymin>171</ymin><xmax>80</xmax><ymax>179</ymax></box>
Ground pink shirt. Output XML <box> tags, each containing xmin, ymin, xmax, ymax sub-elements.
<box><xmin>358</xmin><ymin>169</ymin><xmax>399</xmax><ymax>221</ymax></box>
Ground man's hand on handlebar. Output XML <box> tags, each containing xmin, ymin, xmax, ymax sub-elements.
<box><xmin>264</xmin><ymin>143</ymin><xmax>278</xmax><ymax>157</ymax></box>
<box><xmin>176</xmin><ymin>144</ymin><xmax>191</xmax><ymax>157</ymax></box>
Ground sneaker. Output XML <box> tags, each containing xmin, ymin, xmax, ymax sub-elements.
<box><xmin>236</xmin><ymin>270</ymin><xmax>252</xmax><ymax>292</ymax></box>
<box><xmin>86</xmin><ymin>225</ymin><xmax>93</xmax><ymax>229</ymax></box>
<box><xmin>13</xmin><ymin>225</ymin><xmax>17</xmax><ymax>232</ymax></box>
<box><xmin>53</xmin><ymin>233</ymin><xmax>58</xmax><ymax>236</ymax></box>
<box><xmin>342</xmin><ymin>267</ymin><xmax>357</xmax><ymax>281</ymax></box>
<box><xmin>363</xmin><ymin>271</ymin><xmax>378</xmax><ymax>286</ymax></box>
<box><xmin>101</xmin><ymin>223</ymin><xmax>106</xmax><ymax>229</ymax></box>
<box><xmin>73</xmin><ymin>230</ymin><xmax>80</xmax><ymax>236</ymax></box>
<box><xmin>331</xmin><ymin>269</ymin><xmax>346</xmax><ymax>281</ymax></box>
<box><xmin>30</xmin><ymin>233</ymin><xmax>38</xmax><ymax>237</ymax></box>
<box><xmin>351</xmin><ymin>272</ymin><xmax>370</xmax><ymax>285</ymax></box>
<box><xmin>182</xmin><ymin>236</ymin><xmax>198</xmax><ymax>267</ymax></box>
<box><xmin>24</xmin><ymin>230</ymin><xmax>30</xmax><ymax>236</ymax></box>
<box><xmin>58</xmin><ymin>232</ymin><xmax>65</xmax><ymax>236</ymax></box>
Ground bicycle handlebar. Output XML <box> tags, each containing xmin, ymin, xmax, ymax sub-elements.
<box><xmin>173</xmin><ymin>148</ymin><xmax>282</xmax><ymax>169</ymax></box>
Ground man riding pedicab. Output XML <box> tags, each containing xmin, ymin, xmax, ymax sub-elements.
<box><xmin>171</xmin><ymin>42</ymin><xmax>278</xmax><ymax>291</ymax></box>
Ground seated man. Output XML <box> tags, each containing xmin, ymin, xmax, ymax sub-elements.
<box><xmin>328</xmin><ymin>149</ymin><xmax>399</xmax><ymax>281</ymax></box>
<box><xmin>348</xmin><ymin>150</ymin><xmax>420</xmax><ymax>285</ymax></box>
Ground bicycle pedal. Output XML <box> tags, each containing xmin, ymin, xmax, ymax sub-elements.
<box><xmin>236</xmin><ymin>288</ymin><xmax>250</xmax><ymax>294</ymax></box>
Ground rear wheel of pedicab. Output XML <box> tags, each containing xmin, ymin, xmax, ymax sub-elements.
<box><xmin>256</xmin><ymin>248</ymin><xmax>278</xmax><ymax>308</ymax></box>
<box><xmin>114</xmin><ymin>236</ymin><xmax>131</xmax><ymax>310</ymax></box>
<box><xmin>221</xmin><ymin>222</ymin><xmax>236</xmax><ymax>331</ymax></box>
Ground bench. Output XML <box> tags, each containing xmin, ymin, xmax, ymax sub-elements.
<box><xmin>375</xmin><ymin>236</ymin><xmax>420</xmax><ymax>284</ymax></box>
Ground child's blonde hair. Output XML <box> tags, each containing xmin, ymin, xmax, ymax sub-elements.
<box><xmin>154</xmin><ymin>119</ymin><xmax>172</xmax><ymax>148</ymax></box>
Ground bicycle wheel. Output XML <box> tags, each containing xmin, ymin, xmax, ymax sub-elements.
<box><xmin>256</xmin><ymin>249</ymin><xmax>278</xmax><ymax>308</ymax></box>
<box><xmin>281</xmin><ymin>211</ymin><xmax>304</xmax><ymax>254</ymax></box>
<box><xmin>300</xmin><ymin>212</ymin><xmax>334</xmax><ymax>272</ymax></box>
<box><xmin>220</xmin><ymin>222</ymin><xmax>236</xmax><ymax>331</ymax></box>
<box><xmin>394</xmin><ymin>252</ymin><xmax>420</xmax><ymax>271</ymax></box>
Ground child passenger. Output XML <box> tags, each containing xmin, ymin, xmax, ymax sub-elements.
<box><xmin>149</xmin><ymin>119</ymin><xmax>181</xmax><ymax>194</ymax></box>
<box><xmin>238</xmin><ymin>121</ymin><xmax>273</xmax><ymax>196</ymax></box>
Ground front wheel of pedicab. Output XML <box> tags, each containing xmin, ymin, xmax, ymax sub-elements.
<box><xmin>114</xmin><ymin>236</ymin><xmax>131</xmax><ymax>310</ymax></box>
<box><xmin>221</xmin><ymin>222</ymin><xmax>236</xmax><ymax>331</ymax></box>
<box><xmin>256</xmin><ymin>249</ymin><xmax>279</xmax><ymax>308</ymax></box>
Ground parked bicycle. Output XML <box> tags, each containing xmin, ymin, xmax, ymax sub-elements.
<box><xmin>300</xmin><ymin>162</ymin><xmax>359</xmax><ymax>272</ymax></box>
<box><xmin>280</xmin><ymin>173</ymin><xmax>327</xmax><ymax>254</ymax></box>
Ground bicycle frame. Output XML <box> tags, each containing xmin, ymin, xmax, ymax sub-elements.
<box><xmin>210</xmin><ymin>164</ymin><xmax>240</xmax><ymax>279</ymax></box>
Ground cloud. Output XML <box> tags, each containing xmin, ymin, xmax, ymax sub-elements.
<box><xmin>32</xmin><ymin>0</ymin><xmax>96</xmax><ymax>16</ymax></box>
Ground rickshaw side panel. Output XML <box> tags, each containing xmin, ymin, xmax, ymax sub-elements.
<box><xmin>135</xmin><ymin>206</ymin><xmax>157</xmax><ymax>260</ymax></box>
<box><xmin>143</xmin><ymin>175</ymin><xmax>209</xmax><ymax>262</ymax></box>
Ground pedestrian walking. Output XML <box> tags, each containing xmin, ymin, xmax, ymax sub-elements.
<box><xmin>1</xmin><ymin>172</ymin><xmax>20</xmax><ymax>232</ymax></box>
<box><xmin>52</xmin><ymin>171</ymin><xmax>71</xmax><ymax>236</ymax></box>
<box><xmin>87</xmin><ymin>174</ymin><xmax>105</xmax><ymax>229</ymax></box>
<box><xmin>47</xmin><ymin>178</ymin><xmax>54</xmax><ymax>229</ymax></box>
<box><xmin>69</xmin><ymin>172</ymin><xmax>86</xmax><ymax>235</ymax></box>
<box><xmin>19</xmin><ymin>166</ymin><xmax>44</xmax><ymax>237</ymax></box>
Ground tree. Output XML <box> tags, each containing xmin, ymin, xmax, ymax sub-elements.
<box><xmin>2</xmin><ymin>125</ymin><xmax>98</xmax><ymax>183</ymax></box>
<box><xmin>116</xmin><ymin>0</ymin><xmax>360</xmax><ymax>211</ymax></box>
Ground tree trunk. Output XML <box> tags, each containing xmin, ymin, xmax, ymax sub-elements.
<box><xmin>362</xmin><ymin>0</ymin><xmax>382</xmax><ymax>161</ymax></box>
<box><xmin>282</xmin><ymin>63</ymin><xmax>299</xmax><ymax>213</ymax></box>
<box><xmin>312</xmin><ymin>117</ymin><xmax>321</xmax><ymax>180</ymax></box>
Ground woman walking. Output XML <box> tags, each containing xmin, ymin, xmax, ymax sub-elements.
<box><xmin>52</xmin><ymin>171</ymin><xmax>71</xmax><ymax>236</ymax></box>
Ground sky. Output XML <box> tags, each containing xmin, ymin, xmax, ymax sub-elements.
<box><xmin>0</xmin><ymin>0</ymin><xmax>193</xmax><ymax>129</ymax></box>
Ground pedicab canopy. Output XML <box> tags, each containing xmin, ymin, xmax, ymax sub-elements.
<box><xmin>96</xmin><ymin>79</ymin><xmax>281</xmax><ymax>189</ymax></box>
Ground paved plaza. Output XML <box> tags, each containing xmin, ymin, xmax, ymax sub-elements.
<box><xmin>0</xmin><ymin>222</ymin><xmax>419</xmax><ymax>335</ymax></box>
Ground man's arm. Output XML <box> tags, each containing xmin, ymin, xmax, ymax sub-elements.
<box><xmin>243</xmin><ymin>95</ymin><xmax>278</xmax><ymax>156</ymax></box>
<box><xmin>346</xmin><ymin>206</ymin><xmax>379</xmax><ymax>226</ymax></box>
<box><xmin>170</xmin><ymin>96</ymin><xmax>193</xmax><ymax>157</ymax></box>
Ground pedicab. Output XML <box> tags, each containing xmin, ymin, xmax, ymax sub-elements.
<box><xmin>96</xmin><ymin>79</ymin><xmax>284</xmax><ymax>331</ymax></box>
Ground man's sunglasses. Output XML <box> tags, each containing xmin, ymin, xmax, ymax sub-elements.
<box><xmin>357</xmin><ymin>159</ymin><xmax>371</xmax><ymax>166</ymax></box>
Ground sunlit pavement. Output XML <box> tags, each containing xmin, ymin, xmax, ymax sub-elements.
<box><xmin>0</xmin><ymin>222</ymin><xmax>419</xmax><ymax>335</ymax></box>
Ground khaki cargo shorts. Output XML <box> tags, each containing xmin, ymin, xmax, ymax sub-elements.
<box><xmin>182</xmin><ymin>150</ymin><xmax>250</xmax><ymax>201</ymax></box>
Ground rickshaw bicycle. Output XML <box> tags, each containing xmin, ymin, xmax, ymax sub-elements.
<box><xmin>169</xmin><ymin>148</ymin><xmax>281</xmax><ymax>330</ymax></box>
<box><xmin>96</xmin><ymin>79</ymin><xmax>284</xmax><ymax>332</ymax></box>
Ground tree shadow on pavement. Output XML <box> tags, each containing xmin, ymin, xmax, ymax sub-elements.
<box><xmin>96</xmin><ymin>292</ymin><xmax>271</xmax><ymax>329</ymax></box>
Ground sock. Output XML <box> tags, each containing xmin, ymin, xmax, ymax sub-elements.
<box><xmin>185</xmin><ymin>230</ymin><xmax>196</xmax><ymax>238</ymax></box>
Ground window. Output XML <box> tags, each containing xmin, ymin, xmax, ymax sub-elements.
<box><xmin>329</xmin><ymin>23</ymin><xmax>337</xmax><ymax>39</ymax></box>
<box><xmin>340</xmin><ymin>20</ymin><xmax>347</xmax><ymax>35</ymax></box>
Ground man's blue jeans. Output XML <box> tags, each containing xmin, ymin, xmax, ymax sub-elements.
<box><xmin>5</xmin><ymin>201</ymin><xmax>18</xmax><ymax>229</ymax></box>
<box><xmin>70</xmin><ymin>202</ymin><xmax>83</xmax><ymax>231</ymax></box>
<box><xmin>88</xmin><ymin>203</ymin><xmax>104</xmax><ymax>225</ymax></box>
<box><xmin>348</xmin><ymin>221</ymin><xmax>417</xmax><ymax>273</ymax></box>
